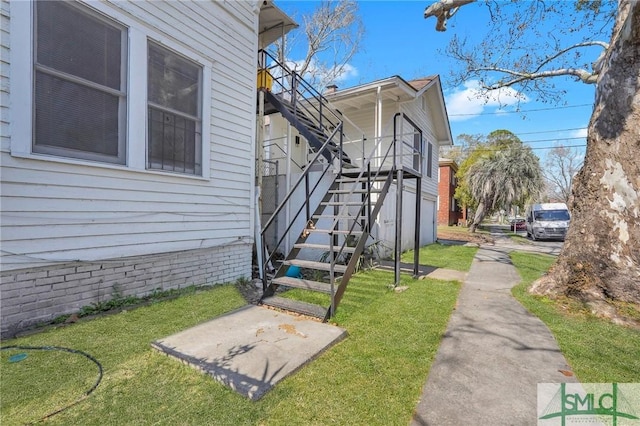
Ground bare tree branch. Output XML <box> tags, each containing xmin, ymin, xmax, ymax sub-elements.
<box><xmin>276</xmin><ymin>0</ymin><xmax>364</xmax><ymax>89</ymax></box>
<box><xmin>474</xmin><ymin>41</ymin><xmax>608</xmax><ymax>88</ymax></box>
<box><xmin>423</xmin><ymin>0</ymin><xmax>615</xmax><ymax>101</ymax></box>
<box><xmin>424</xmin><ymin>0</ymin><xmax>475</xmax><ymax>31</ymax></box>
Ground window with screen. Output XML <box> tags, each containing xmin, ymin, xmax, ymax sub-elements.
<box><xmin>147</xmin><ymin>42</ymin><xmax>203</xmax><ymax>176</ymax></box>
<box><xmin>33</xmin><ymin>1</ymin><xmax>127</xmax><ymax>164</ymax></box>
<box><xmin>426</xmin><ymin>142</ymin><xmax>433</xmax><ymax>178</ymax></box>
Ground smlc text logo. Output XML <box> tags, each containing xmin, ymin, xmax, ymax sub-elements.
<box><xmin>538</xmin><ymin>383</ymin><xmax>640</xmax><ymax>425</ymax></box>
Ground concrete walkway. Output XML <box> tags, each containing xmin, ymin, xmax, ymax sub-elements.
<box><xmin>411</xmin><ymin>231</ymin><xmax>576</xmax><ymax>425</ymax></box>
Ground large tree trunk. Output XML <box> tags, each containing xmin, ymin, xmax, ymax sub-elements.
<box><xmin>469</xmin><ymin>200</ymin><xmax>486</xmax><ymax>233</ymax></box>
<box><xmin>531</xmin><ymin>0</ymin><xmax>640</xmax><ymax>312</ymax></box>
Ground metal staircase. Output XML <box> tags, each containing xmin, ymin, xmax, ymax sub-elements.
<box><xmin>257</xmin><ymin>50</ymin><xmax>423</xmax><ymax>321</ymax></box>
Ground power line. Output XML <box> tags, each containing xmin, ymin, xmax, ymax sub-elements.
<box><xmin>449</xmin><ymin>103</ymin><xmax>592</xmax><ymax>116</ymax></box>
<box><xmin>454</xmin><ymin>143</ymin><xmax>587</xmax><ymax>154</ymax></box>
<box><xmin>529</xmin><ymin>144</ymin><xmax>586</xmax><ymax>151</ymax></box>
<box><xmin>522</xmin><ymin>136</ymin><xmax>586</xmax><ymax>145</ymax></box>
<box><xmin>515</xmin><ymin>127</ymin><xmax>587</xmax><ymax>136</ymax></box>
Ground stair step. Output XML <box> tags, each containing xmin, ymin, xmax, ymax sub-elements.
<box><xmin>284</xmin><ymin>259</ymin><xmax>348</xmax><ymax>273</ymax></box>
<box><xmin>271</xmin><ymin>276</ymin><xmax>334</xmax><ymax>293</ymax></box>
<box><xmin>336</xmin><ymin>176</ymin><xmax>389</xmax><ymax>183</ymax></box>
<box><xmin>261</xmin><ymin>296</ymin><xmax>327</xmax><ymax>319</ymax></box>
<box><xmin>329</xmin><ymin>189</ymin><xmax>383</xmax><ymax>194</ymax></box>
<box><xmin>321</xmin><ymin>201</ymin><xmax>365</xmax><ymax>206</ymax></box>
<box><xmin>307</xmin><ymin>228</ymin><xmax>364</xmax><ymax>236</ymax></box>
<box><xmin>312</xmin><ymin>214</ymin><xmax>367</xmax><ymax>220</ymax></box>
<box><xmin>294</xmin><ymin>243</ymin><xmax>357</xmax><ymax>253</ymax></box>
<box><xmin>340</xmin><ymin>162</ymin><xmax>359</xmax><ymax>169</ymax></box>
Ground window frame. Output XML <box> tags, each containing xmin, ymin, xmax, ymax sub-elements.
<box><xmin>146</xmin><ymin>40</ymin><xmax>203</xmax><ymax>176</ymax></box>
<box><xmin>10</xmin><ymin>1</ymin><xmax>212</xmax><ymax>180</ymax></box>
<box><xmin>426</xmin><ymin>141</ymin><xmax>433</xmax><ymax>178</ymax></box>
<box><xmin>32</xmin><ymin>0</ymin><xmax>128</xmax><ymax>165</ymax></box>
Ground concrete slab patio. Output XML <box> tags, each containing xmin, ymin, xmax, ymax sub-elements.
<box><xmin>152</xmin><ymin>305</ymin><xmax>347</xmax><ymax>400</ymax></box>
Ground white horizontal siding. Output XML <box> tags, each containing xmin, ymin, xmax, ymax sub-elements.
<box><xmin>1</xmin><ymin>1</ymin><xmax>10</xmax><ymax>153</ymax></box>
<box><xmin>401</xmin><ymin>99</ymin><xmax>439</xmax><ymax>197</ymax></box>
<box><xmin>1</xmin><ymin>0</ymin><xmax>259</xmax><ymax>270</ymax></box>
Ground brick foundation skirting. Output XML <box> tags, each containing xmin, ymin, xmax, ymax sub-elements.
<box><xmin>0</xmin><ymin>242</ymin><xmax>252</xmax><ymax>338</ymax></box>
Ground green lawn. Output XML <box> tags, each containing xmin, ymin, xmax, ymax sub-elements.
<box><xmin>401</xmin><ymin>242</ymin><xmax>478</xmax><ymax>272</ymax></box>
<box><xmin>1</xmin><ymin>270</ymin><xmax>460</xmax><ymax>425</ymax></box>
<box><xmin>510</xmin><ymin>251</ymin><xmax>640</xmax><ymax>383</ymax></box>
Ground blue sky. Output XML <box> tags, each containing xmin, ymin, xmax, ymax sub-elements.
<box><xmin>274</xmin><ymin>0</ymin><xmax>613</xmax><ymax>160</ymax></box>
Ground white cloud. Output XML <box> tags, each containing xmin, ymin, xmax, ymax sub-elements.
<box><xmin>333</xmin><ymin>63</ymin><xmax>358</xmax><ymax>83</ymax></box>
<box><xmin>282</xmin><ymin>59</ymin><xmax>358</xmax><ymax>86</ymax></box>
<box><xmin>445</xmin><ymin>80</ymin><xmax>530</xmax><ymax>122</ymax></box>
<box><xmin>570</xmin><ymin>128</ymin><xmax>588</xmax><ymax>138</ymax></box>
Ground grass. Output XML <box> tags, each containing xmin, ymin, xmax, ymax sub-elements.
<box><xmin>510</xmin><ymin>251</ymin><xmax>640</xmax><ymax>383</ymax></box>
<box><xmin>436</xmin><ymin>224</ymin><xmax>491</xmax><ymax>235</ymax></box>
<box><xmin>507</xmin><ymin>233</ymin><xmax>533</xmax><ymax>244</ymax></box>
<box><xmin>400</xmin><ymin>242</ymin><xmax>478</xmax><ymax>272</ymax></box>
<box><xmin>1</xmin><ymin>270</ymin><xmax>460</xmax><ymax>425</ymax></box>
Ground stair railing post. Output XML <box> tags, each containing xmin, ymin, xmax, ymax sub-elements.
<box><xmin>338</xmin><ymin>123</ymin><xmax>344</xmax><ymax>176</ymax></box>
<box><xmin>329</xmin><ymin>231</ymin><xmax>335</xmax><ymax>317</ymax></box>
<box><xmin>319</xmin><ymin>98</ymin><xmax>323</xmax><ymax>134</ymax></box>
<box><xmin>367</xmin><ymin>162</ymin><xmax>372</xmax><ymax>233</ymax></box>
<box><xmin>291</xmin><ymin>72</ymin><xmax>297</xmax><ymax>115</ymax></box>
<box><xmin>305</xmin><ymin>171</ymin><xmax>311</xmax><ymax>223</ymax></box>
<box><xmin>393</xmin><ymin>113</ymin><xmax>399</xmax><ymax>169</ymax></box>
<box><xmin>261</xmin><ymin>237</ymin><xmax>269</xmax><ymax>291</ymax></box>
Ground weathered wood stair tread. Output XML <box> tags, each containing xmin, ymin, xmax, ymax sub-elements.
<box><xmin>294</xmin><ymin>243</ymin><xmax>356</xmax><ymax>253</ymax></box>
<box><xmin>271</xmin><ymin>276</ymin><xmax>333</xmax><ymax>293</ymax></box>
<box><xmin>261</xmin><ymin>296</ymin><xmax>327</xmax><ymax>319</ymax></box>
<box><xmin>284</xmin><ymin>259</ymin><xmax>348</xmax><ymax>273</ymax></box>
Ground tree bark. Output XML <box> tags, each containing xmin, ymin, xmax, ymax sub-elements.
<box><xmin>531</xmin><ymin>0</ymin><xmax>640</xmax><ymax>307</ymax></box>
<box><xmin>469</xmin><ymin>201</ymin><xmax>486</xmax><ymax>233</ymax></box>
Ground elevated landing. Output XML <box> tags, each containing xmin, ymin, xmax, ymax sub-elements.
<box><xmin>152</xmin><ymin>305</ymin><xmax>347</xmax><ymax>400</ymax></box>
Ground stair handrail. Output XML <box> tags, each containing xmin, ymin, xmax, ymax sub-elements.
<box><xmin>259</xmin><ymin>50</ymin><xmax>342</xmax><ymax>136</ymax></box>
<box><xmin>259</xmin><ymin>49</ymin><xmax>366</xmax><ymax>167</ymax></box>
<box><xmin>326</xmin><ymin>112</ymin><xmax>425</xmax><ymax>266</ymax></box>
<box><xmin>260</xmin><ymin>124</ymin><xmax>344</xmax><ymax>287</ymax></box>
<box><xmin>394</xmin><ymin>113</ymin><xmax>424</xmax><ymax>175</ymax></box>
<box><xmin>326</xmin><ymin>116</ymin><xmax>401</xmax><ymax>264</ymax></box>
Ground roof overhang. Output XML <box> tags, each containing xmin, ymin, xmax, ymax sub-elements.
<box><xmin>325</xmin><ymin>75</ymin><xmax>454</xmax><ymax>146</ymax></box>
<box><xmin>325</xmin><ymin>76</ymin><xmax>416</xmax><ymax>107</ymax></box>
<box><xmin>259</xmin><ymin>1</ymin><xmax>298</xmax><ymax>49</ymax></box>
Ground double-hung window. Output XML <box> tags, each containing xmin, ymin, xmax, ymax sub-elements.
<box><xmin>33</xmin><ymin>1</ymin><xmax>127</xmax><ymax>164</ymax></box>
<box><xmin>147</xmin><ymin>42</ymin><xmax>203</xmax><ymax>175</ymax></box>
<box><xmin>20</xmin><ymin>1</ymin><xmax>209</xmax><ymax>177</ymax></box>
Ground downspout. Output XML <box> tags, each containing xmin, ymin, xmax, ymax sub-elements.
<box><xmin>285</xmin><ymin>122</ymin><xmax>292</xmax><ymax>254</ymax></box>
<box><xmin>375</xmin><ymin>85</ymin><xmax>382</xmax><ymax>167</ymax></box>
<box><xmin>252</xmin><ymin>4</ymin><xmax>261</xmax><ymax>279</ymax></box>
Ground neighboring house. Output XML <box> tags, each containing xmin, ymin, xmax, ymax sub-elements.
<box><xmin>0</xmin><ymin>0</ymin><xmax>295</xmax><ymax>337</ymax></box>
<box><xmin>438</xmin><ymin>158</ymin><xmax>465</xmax><ymax>226</ymax></box>
<box><xmin>260</xmin><ymin>75</ymin><xmax>453</xmax><ymax>259</ymax></box>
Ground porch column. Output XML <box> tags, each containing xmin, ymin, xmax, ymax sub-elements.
<box><xmin>413</xmin><ymin>178</ymin><xmax>422</xmax><ymax>278</ymax></box>
<box><xmin>394</xmin><ymin>169</ymin><xmax>403</xmax><ymax>286</ymax></box>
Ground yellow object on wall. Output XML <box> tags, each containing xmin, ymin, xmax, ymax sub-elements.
<box><xmin>257</xmin><ymin>69</ymin><xmax>273</xmax><ymax>91</ymax></box>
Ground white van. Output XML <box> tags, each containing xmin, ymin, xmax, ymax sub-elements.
<box><xmin>525</xmin><ymin>203</ymin><xmax>570</xmax><ymax>241</ymax></box>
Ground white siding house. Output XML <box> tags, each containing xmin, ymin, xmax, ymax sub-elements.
<box><xmin>0</xmin><ymin>0</ymin><xmax>292</xmax><ymax>337</ymax></box>
<box><xmin>262</xmin><ymin>76</ymin><xmax>453</xmax><ymax>258</ymax></box>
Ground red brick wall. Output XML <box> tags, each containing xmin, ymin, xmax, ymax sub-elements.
<box><xmin>438</xmin><ymin>165</ymin><xmax>452</xmax><ymax>225</ymax></box>
<box><xmin>437</xmin><ymin>164</ymin><xmax>464</xmax><ymax>226</ymax></box>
